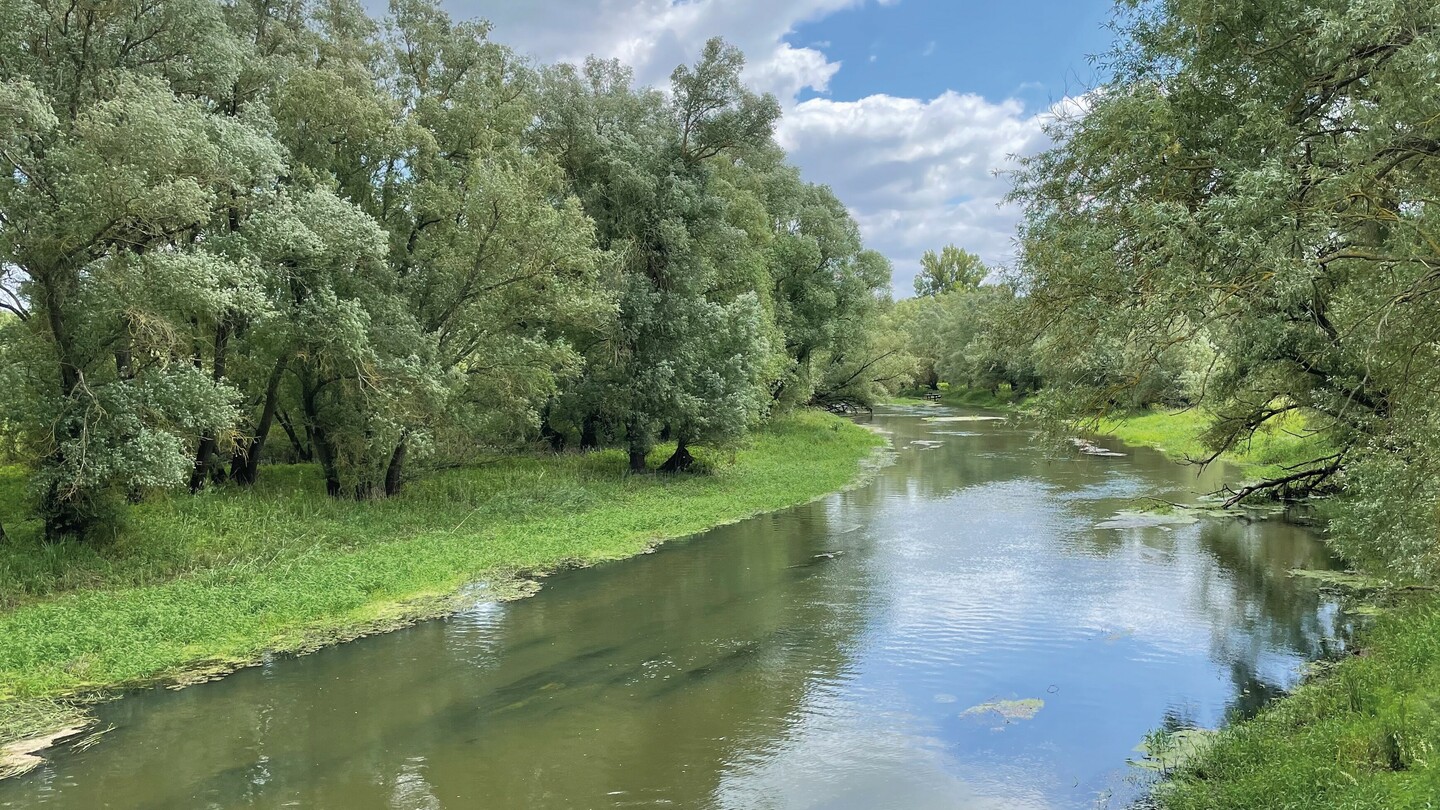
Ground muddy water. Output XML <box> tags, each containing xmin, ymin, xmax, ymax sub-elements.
<box><xmin>0</xmin><ymin>406</ymin><xmax>1348</xmax><ymax>809</ymax></box>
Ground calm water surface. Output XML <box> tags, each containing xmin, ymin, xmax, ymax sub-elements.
<box><xmin>0</xmin><ymin>406</ymin><xmax>1349</xmax><ymax>809</ymax></box>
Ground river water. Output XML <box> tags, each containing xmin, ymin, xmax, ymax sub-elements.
<box><xmin>0</xmin><ymin>405</ymin><xmax>1348</xmax><ymax>809</ymax></box>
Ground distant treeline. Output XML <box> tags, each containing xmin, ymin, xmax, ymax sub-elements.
<box><xmin>0</xmin><ymin>0</ymin><xmax>916</xmax><ymax>539</ymax></box>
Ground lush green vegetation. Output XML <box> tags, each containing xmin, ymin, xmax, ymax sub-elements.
<box><xmin>0</xmin><ymin>412</ymin><xmax>882</xmax><ymax>746</ymax></box>
<box><xmin>1006</xmin><ymin>0</ymin><xmax>1440</xmax><ymax>580</ymax></box>
<box><xmin>1094</xmin><ymin>408</ymin><xmax>1322</xmax><ymax>482</ymax></box>
<box><xmin>957</xmin><ymin>1</ymin><xmax>1440</xmax><ymax>805</ymax></box>
<box><xmin>892</xmin><ymin>385</ymin><xmax>1026</xmax><ymax>411</ymax></box>
<box><xmin>0</xmin><ymin>0</ymin><xmax>914</xmax><ymax>545</ymax></box>
<box><xmin>0</xmin><ymin>0</ymin><xmax>916</xmax><ymax>772</ymax></box>
<box><xmin>892</xmin><ymin>0</ymin><xmax>1440</xmax><ymax>796</ymax></box>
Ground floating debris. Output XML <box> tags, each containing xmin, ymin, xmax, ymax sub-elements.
<box><xmin>786</xmin><ymin>551</ymin><xmax>845</xmax><ymax>569</ymax></box>
<box><xmin>1288</xmin><ymin>569</ymin><xmax>1390</xmax><ymax>592</ymax></box>
<box><xmin>1</xmin><ymin>724</ymin><xmax>90</xmax><ymax>779</ymax></box>
<box><xmin>923</xmin><ymin>415</ymin><xmax>1007</xmax><ymax>423</ymax></box>
<box><xmin>1070</xmin><ymin>437</ymin><xmax>1126</xmax><ymax>457</ymax></box>
<box><xmin>1130</xmin><ymin>728</ymin><xmax>1217</xmax><ymax>772</ymax></box>
<box><xmin>1102</xmin><ymin>628</ymin><xmax>1136</xmax><ymax>644</ymax></box>
<box><xmin>960</xmin><ymin>698</ymin><xmax>1045</xmax><ymax>723</ymax></box>
<box><xmin>1096</xmin><ymin>510</ymin><xmax>1200</xmax><ymax>530</ymax></box>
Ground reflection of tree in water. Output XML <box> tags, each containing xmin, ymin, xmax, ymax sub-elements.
<box><xmin>1190</xmin><ymin>518</ymin><xmax>1351</xmax><ymax>721</ymax></box>
<box><xmin>864</xmin><ymin>409</ymin><xmax>1348</xmax><ymax>737</ymax></box>
<box><xmin>0</xmin><ymin>408</ymin><xmax>1351</xmax><ymax>809</ymax></box>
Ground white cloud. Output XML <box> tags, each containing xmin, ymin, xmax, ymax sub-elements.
<box><xmin>464</xmin><ymin>0</ymin><xmax>864</xmax><ymax>99</ymax></box>
<box><xmin>439</xmin><ymin>0</ymin><xmax>1066</xmax><ymax>295</ymax></box>
<box><xmin>778</xmin><ymin>92</ymin><xmax>1054</xmax><ymax>293</ymax></box>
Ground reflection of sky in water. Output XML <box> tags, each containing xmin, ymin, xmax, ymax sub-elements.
<box><xmin>0</xmin><ymin>405</ymin><xmax>1345</xmax><ymax>810</ymax></box>
<box><xmin>713</xmin><ymin>408</ymin><xmax>1343</xmax><ymax>808</ymax></box>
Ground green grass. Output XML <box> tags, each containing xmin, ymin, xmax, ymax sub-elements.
<box><xmin>1093</xmin><ymin>406</ymin><xmax>1322</xmax><ymax>480</ymax></box>
<box><xmin>0</xmin><ymin>411</ymin><xmax>883</xmax><ymax>750</ymax></box>
<box><xmin>890</xmin><ymin>384</ymin><xmax>1027</xmax><ymax>411</ymax></box>
<box><xmin>1157</xmin><ymin>601</ymin><xmax>1440</xmax><ymax>809</ymax></box>
<box><xmin>892</xmin><ymin>389</ymin><xmax>1317</xmax><ymax>480</ymax></box>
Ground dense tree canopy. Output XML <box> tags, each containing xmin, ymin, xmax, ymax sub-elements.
<box><xmin>1009</xmin><ymin>0</ymin><xmax>1440</xmax><ymax>576</ymax></box>
<box><xmin>0</xmin><ymin>0</ymin><xmax>902</xmax><ymax>539</ymax></box>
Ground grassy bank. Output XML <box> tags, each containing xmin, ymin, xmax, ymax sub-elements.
<box><xmin>1093</xmin><ymin>407</ymin><xmax>1321</xmax><ymax>481</ymax></box>
<box><xmin>0</xmin><ymin>411</ymin><xmax>885</xmax><ymax>760</ymax></box>
<box><xmin>895</xmin><ymin>388</ymin><xmax>1318</xmax><ymax>481</ymax></box>
<box><xmin>1156</xmin><ymin>601</ymin><xmax>1440</xmax><ymax>809</ymax></box>
<box><xmin>892</xmin><ymin>385</ymin><xmax>1025</xmax><ymax>411</ymax></box>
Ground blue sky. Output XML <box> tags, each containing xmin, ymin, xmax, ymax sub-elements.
<box><xmin>790</xmin><ymin>0</ymin><xmax>1114</xmax><ymax>110</ymax></box>
<box><xmin>451</xmin><ymin>0</ymin><xmax>1118</xmax><ymax>293</ymax></box>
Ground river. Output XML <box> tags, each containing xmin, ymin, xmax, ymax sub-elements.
<box><xmin>0</xmin><ymin>405</ymin><xmax>1349</xmax><ymax>809</ymax></box>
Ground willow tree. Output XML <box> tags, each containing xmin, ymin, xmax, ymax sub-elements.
<box><xmin>0</xmin><ymin>0</ymin><xmax>295</xmax><ymax>536</ymax></box>
<box><xmin>1012</xmin><ymin>0</ymin><xmax>1440</xmax><ymax>574</ymax></box>
<box><xmin>913</xmin><ymin>245</ymin><xmax>988</xmax><ymax>298</ymax></box>
<box><xmin>734</xmin><ymin>150</ymin><xmax>895</xmax><ymax>408</ymax></box>
<box><xmin>209</xmin><ymin>0</ymin><xmax>608</xmax><ymax>497</ymax></box>
<box><xmin>535</xmin><ymin>41</ymin><xmax>780</xmax><ymax>472</ymax></box>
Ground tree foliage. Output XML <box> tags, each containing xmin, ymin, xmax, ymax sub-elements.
<box><xmin>1009</xmin><ymin>0</ymin><xmax>1440</xmax><ymax>576</ymax></box>
<box><xmin>0</xmin><ymin>0</ymin><xmax>898</xmax><ymax>538</ymax></box>
<box><xmin>913</xmin><ymin>244</ymin><xmax>988</xmax><ymax>297</ymax></box>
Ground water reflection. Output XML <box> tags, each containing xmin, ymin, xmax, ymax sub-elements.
<box><xmin>0</xmin><ymin>406</ymin><xmax>1345</xmax><ymax>809</ymax></box>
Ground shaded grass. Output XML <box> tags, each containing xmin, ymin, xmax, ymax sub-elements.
<box><xmin>1158</xmin><ymin>601</ymin><xmax>1440</xmax><ymax>810</ymax></box>
<box><xmin>890</xmin><ymin>384</ymin><xmax>1027</xmax><ymax>411</ymax></box>
<box><xmin>0</xmin><ymin>411</ymin><xmax>883</xmax><ymax>747</ymax></box>
<box><xmin>1094</xmin><ymin>406</ymin><xmax>1323</xmax><ymax>481</ymax></box>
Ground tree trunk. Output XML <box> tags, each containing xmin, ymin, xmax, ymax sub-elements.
<box><xmin>384</xmin><ymin>437</ymin><xmax>408</xmax><ymax>497</ymax></box>
<box><xmin>580</xmin><ymin>414</ymin><xmax>599</xmax><ymax>451</ymax></box>
<box><xmin>628</xmin><ymin>445</ymin><xmax>649</xmax><ymax>473</ymax></box>
<box><xmin>539</xmin><ymin>411</ymin><xmax>565</xmax><ymax>453</ymax></box>
<box><xmin>277</xmin><ymin>408</ymin><xmax>311</xmax><ymax>462</ymax></box>
<box><xmin>189</xmin><ymin>320</ymin><xmax>231</xmax><ymax>493</ymax></box>
<box><xmin>313</xmin><ymin>425</ymin><xmax>342</xmax><ymax>498</ymax></box>
<box><xmin>658</xmin><ymin>439</ymin><xmax>695</xmax><ymax>473</ymax></box>
<box><xmin>38</xmin><ymin>268</ymin><xmax>95</xmax><ymax>539</ymax></box>
<box><xmin>230</xmin><ymin>356</ymin><xmax>287</xmax><ymax>485</ymax></box>
<box><xmin>300</xmin><ymin>376</ymin><xmax>342</xmax><ymax>497</ymax></box>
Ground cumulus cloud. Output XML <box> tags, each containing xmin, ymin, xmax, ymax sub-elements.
<box><xmin>439</xmin><ymin>0</ymin><xmax>1065</xmax><ymax>294</ymax></box>
<box><xmin>467</xmin><ymin>0</ymin><xmax>865</xmax><ymax>99</ymax></box>
<box><xmin>778</xmin><ymin>92</ymin><xmax>1055</xmax><ymax>292</ymax></box>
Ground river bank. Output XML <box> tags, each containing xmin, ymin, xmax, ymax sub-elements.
<box><xmin>899</xmin><ymin>388</ymin><xmax>1440</xmax><ymax>808</ymax></box>
<box><xmin>1079</xmin><ymin>406</ymin><xmax>1439</xmax><ymax>807</ymax></box>
<box><xmin>0</xmin><ymin>410</ymin><xmax>887</xmax><ymax>777</ymax></box>
<box><xmin>894</xmin><ymin>388</ymin><xmax>1315</xmax><ymax>480</ymax></box>
<box><xmin>0</xmin><ymin>402</ymin><xmax>1344</xmax><ymax>807</ymax></box>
